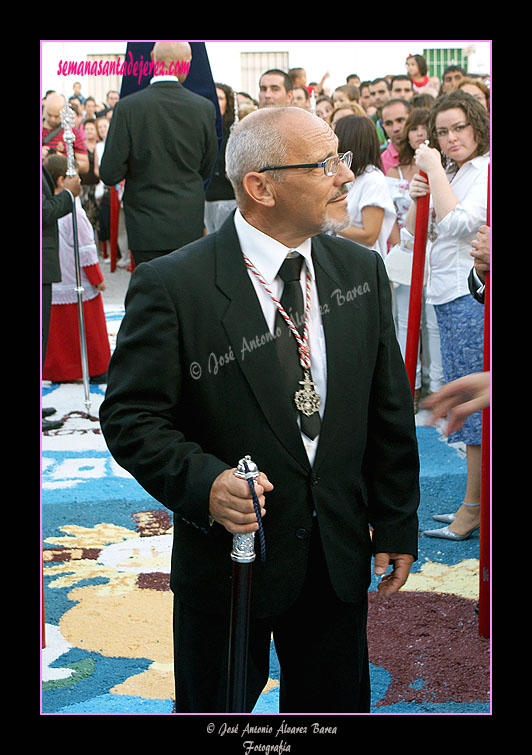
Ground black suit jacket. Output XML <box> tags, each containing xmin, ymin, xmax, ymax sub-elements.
<box><xmin>100</xmin><ymin>215</ymin><xmax>420</xmax><ymax>618</ymax></box>
<box><xmin>99</xmin><ymin>80</ymin><xmax>218</xmax><ymax>252</ymax></box>
<box><xmin>42</xmin><ymin>166</ymin><xmax>73</xmax><ymax>284</ymax></box>
<box><xmin>468</xmin><ymin>267</ymin><xmax>485</xmax><ymax>304</ymax></box>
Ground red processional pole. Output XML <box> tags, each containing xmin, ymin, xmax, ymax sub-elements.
<box><xmin>42</xmin><ymin>567</ymin><xmax>45</xmax><ymax>648</ymax></box>
<box><xmin>110</xmin><ymin>184</ymin><xmax>119</xmax><ymax>273</ymax></box>
<box><xmin>478</xmin><ymin>165</ymin><xmax>491</xmax><ymax>638</ymax></box>
<box><xmin>405</xmin><ymin>171</ymin><xmax>430</xmax><ymax>396</ymax></box>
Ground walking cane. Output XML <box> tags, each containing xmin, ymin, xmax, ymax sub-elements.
<box><xmin>110</xmin><ymin>184</ymin><xmax>119</xmax><ymax>273</ymax></box>
<box><xmin>226</xmin><ymin>455</ymin><xmax>265</xmax><ymax>713</ymax></box>
<box><xmin>60</xmin><ymin>104</ymin><xmax>92</xmax><ymax>416</ymax></box>
<box><xmin>404</xmin><ymin>167</ymin><xmax>430</xmax><ymax>397</ymax></box>
<box><xmin>478</xmin><ymin>165</ymin><xmax>491</xmax><ymax>639</ymax></box>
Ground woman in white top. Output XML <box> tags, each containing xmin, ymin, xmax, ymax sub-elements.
<box><xmin>386</xmin><ymin>108</ymin><xmax>444</xmax><ymax>407</ymax></box>
<box><xmin>404</xmin><ymin>91</ymin><xmax>490</xmax><ymax>542</ymax></box>
<box><xmin>333</xmin><ymin>115</ymin><xmax>396</xmax><ymax>259</ymax></box>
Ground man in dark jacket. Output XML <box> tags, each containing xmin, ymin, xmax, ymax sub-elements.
<box><xmin>99</xmin><ymin>41</ymin><xmax>218</xmax><ymax>266</ymax></box>
<box><xmin>100</xmin><ymin>106</ymin><xmax>420</xmax><ymax>713</ymax></box>
<box><xmin>468</xmin><ymin>223</ymin><xmax>490</xmax><ymax>304</ymax></box>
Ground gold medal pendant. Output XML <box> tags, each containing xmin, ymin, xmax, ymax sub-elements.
<box><xmin>294</xmin><ymin>371</ymin><xmax>321</xmax><ymax>417</ymax></box>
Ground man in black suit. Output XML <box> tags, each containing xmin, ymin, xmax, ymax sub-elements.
<box><xmin>99</xmin><ymin>41</ymin><xmax>219</xmax><ymax>266</ymax></box>
<box><xmin>100</xmin><ymin>107</ymin><xmax>420</xmax><ymax>713</ymax></box>
<box><xmin>42</xmin><ymin>165</ymin><xmax>81</xmax><ymax>430</ymax></box>
<box><xmin>468</xmin><ymin>223</ymin><xmax>490</xmax><ymax>304</ymax></box>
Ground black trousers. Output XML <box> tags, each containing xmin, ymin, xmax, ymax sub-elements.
<box><xmin>173</xmin><ymin>522</ymin><xmax>370</xmax><ymax>713</ymax></box>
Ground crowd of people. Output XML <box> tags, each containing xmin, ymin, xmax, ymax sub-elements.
<box><xmin>42</xmin><ymin>42</ymin><xmax>491</xmax><ymax>714</ymax></box>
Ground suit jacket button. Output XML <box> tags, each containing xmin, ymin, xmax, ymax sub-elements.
<box><xmin>295</xmin><ymin>528</ymin><xmax>309</xmax><ymax>539</ymax></box>
<box><xmin>311</xmin><ymin>474</ymin><xmax>320</xmax><ymax>486</ymax></box>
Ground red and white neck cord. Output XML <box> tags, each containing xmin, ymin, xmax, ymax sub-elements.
<box><xmin>242</xmin><ymin>254</ymin><xmax>312</xmax><ymax>371</ymax></box>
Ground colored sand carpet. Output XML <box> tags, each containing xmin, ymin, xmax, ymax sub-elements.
<box><xmin>41</xmin><ymin>306</ymin><xmax>490</xmax><ymax>717</ymax></box>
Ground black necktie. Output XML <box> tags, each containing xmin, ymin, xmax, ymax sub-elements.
<box><xmin>275</xmin><ymin>255</ymin><xmax>321</xmax><ymax>440</ymax></box>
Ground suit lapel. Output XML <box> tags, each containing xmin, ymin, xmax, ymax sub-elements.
<box><xmin>214</xmin><ymin>216</ymin><xmax>310</xmax><ymax>472</ymax></box>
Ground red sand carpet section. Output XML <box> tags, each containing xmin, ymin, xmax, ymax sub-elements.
<box><xmin>41</xmin><ymin>306</ymin><xmax>490</xmax><ymax>716</ymax></box>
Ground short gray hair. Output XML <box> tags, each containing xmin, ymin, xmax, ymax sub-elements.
<box><xmin>225</xmin><ymin>107</ymin><xmax>291</xmax><ymax>203</ymax></box>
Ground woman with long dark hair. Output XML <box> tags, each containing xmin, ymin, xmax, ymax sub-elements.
<box><xmin>385</xmin><ymin>108</ymin><xmax>444</xmax><ymax>409</ymax></box>
<box><xmin>334</xmin><ymin>115</ymin><xmax>396</xmax><ymax>258</ymax></box>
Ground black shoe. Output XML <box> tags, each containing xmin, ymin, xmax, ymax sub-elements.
<box><xmin>42</xmin><ymin>407</ymin><xmax>57</xmax><ymax>418</ymax></box>
<box><xmin>90</xmin><ymin>373</ymin><xmax>107</xmax><ymax>384</ymax></box>
<box><xmin>42</xmin><ymin>418</ymin><xmax>63</xmax><ymax>431</ymax></box>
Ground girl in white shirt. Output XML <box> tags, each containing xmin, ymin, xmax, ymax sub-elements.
<box><xmin>334</xmin><ymin>115</ymin><xmax>396</xmax><ymax>259</ymax></box>
<box><xmin>404</xmin><ymin>91</ymin><xmax>490</xmax><ymax>542</ymax></box>
<box><xmin>386</xmin><ymin>107</ymin><xmax>444</xmax><ymax>406</ymax></box>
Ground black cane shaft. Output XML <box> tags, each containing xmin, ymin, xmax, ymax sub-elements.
<box><xmin>226</xmin><ymin>561</ymin><xmax>252</xmax><ymax>712</ymax></box>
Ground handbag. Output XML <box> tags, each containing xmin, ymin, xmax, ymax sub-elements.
<box><xmin>384</xmin><ymin>242</ymin><xmax>414</xmax><ymax>287</ymax></box>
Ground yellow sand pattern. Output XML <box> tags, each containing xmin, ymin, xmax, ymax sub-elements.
<box><xmin>43</xmin><ymin>523</ymin><xmax>479</xmax><ymax>700</ymax></box>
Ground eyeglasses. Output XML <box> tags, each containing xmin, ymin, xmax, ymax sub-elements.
<box><xmin>259</xmin><ymin>151</ymin><xmax>353</xmax><ymax>177</ymax></box>
<box><xmin>434</xmin><ymin>122</ymin><xmax>471</xmax><ymax>139</ymax></box>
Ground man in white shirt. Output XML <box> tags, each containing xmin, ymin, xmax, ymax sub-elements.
<box><xmin>258</xmin><ymin>69</ymin><xmax>294</xmax><ymax>107</ymax></box>
<box><xmin>101</xmin><ymin>106</ymin><xmax>420</xmax><ymax>713</ymax></box>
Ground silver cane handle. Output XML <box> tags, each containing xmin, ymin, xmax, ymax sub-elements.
<box><xmin>231</xmin><ymin>456</ymin><xmax>260</xmax><ymax>563</ymax></box>
<box><xmin>60</xmin><ymin>104</ymin><xmax>77</xmax><ymax>177</ymax></box>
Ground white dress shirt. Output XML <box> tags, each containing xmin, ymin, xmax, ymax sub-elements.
<box><xmin>149</xmin><ymin>75</ymin><xmax>179</xmax><ymax>85</ymax></box>
<box><xmin>233</xmin><ymin>209</ymin><xmax>327</xmax><ymax>465</ymax></box>
<box><xmin>401</xmin><ymin>153</ymin><xmax>490</xmax><ymax>306</ymax></box>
